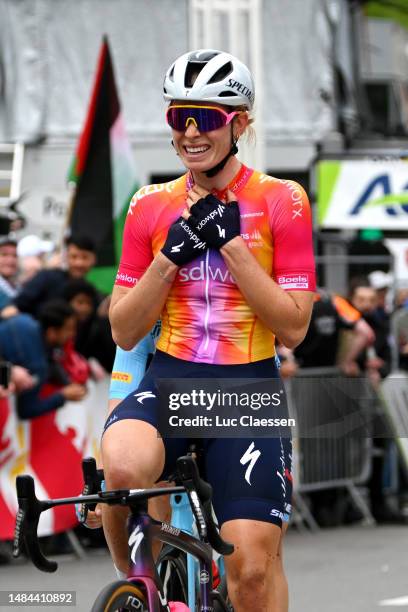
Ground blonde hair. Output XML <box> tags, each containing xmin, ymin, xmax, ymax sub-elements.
<box><xmin>234</xmin><ymin>105</ymin><xmax>256</xmax><ymax>145</ymax></box>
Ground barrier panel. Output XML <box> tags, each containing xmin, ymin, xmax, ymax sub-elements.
<box><xmin>0</xmin><ymin>378</ymin><xmax>109</xmax><ymax>540</ymax></box>
<box><xmin>378</xmin><ymin>373</ymin><xmax>408</xmax><ymax>477</ymax></box>
<box><xmin>287</xmin><ymin>368</ymin><xmax>375</xmax><ymax>528</ymax></box>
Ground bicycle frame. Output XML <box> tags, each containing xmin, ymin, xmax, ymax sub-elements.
<box><xmin>127</xmin><ymin>501</ymin><xmax>213</xmax><ymax>612</ymax></box>
<box><xmin>169</xmin><ymin>493</ymin><xmax>225</xmax><ymax>610</ymax></box>
<box><xmin>14</xmin><ymin>456</ymin><xmax>233</xmax><ymax>612</ymax></box>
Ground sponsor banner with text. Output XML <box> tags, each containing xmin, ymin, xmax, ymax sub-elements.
<box><xmin>317</xmin><ymin>160</ymin><xmax>408</xmax><ymax>229</ymax></box>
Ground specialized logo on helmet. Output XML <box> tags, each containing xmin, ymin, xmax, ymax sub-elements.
<box><xmin>227</xmin><ymin>78</ymin><xmax>255</xmax><ymax>105</ymax></box>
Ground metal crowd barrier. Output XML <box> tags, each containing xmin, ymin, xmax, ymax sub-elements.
<box><xmin>286</xmin><ymin>367</ymin><xmax>376</xmax><ymax>531</ymax></box>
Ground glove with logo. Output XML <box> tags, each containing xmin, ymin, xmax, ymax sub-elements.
<box><xmin>189</xmin><ymin>194</ymin><xmax>240</xmax><ymax>249</ymax></box>
<box><xmin>161</xmin><ymin>216</ymin><xmax>207</xmax><ymax>266</ymax></box>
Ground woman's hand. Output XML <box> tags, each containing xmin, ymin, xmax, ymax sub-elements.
<box><xmin>83</xmin><ymin>504</ymin><xmax>103</xmax><ymax>529</ymax></box>
<box><xmin>186</xmin><ymin>188</ymin><xmax>241</xmax><ymax>249</ymax></box>
<box><xmin>11</xmin><ymin>366</ymin><xmax>36</xmax><ymax>392</ymax></box>
<box><xmin>186</xmin><ymin>185</ymin><xmax>211</xmax><ymax>211</ymax></box>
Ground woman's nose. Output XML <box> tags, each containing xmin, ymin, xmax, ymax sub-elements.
<box><xmin>185</xmin><ymin>121</ymin><xmax>201</xmax><ymax>137</ymax></box>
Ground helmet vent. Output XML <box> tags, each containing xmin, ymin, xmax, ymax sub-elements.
<box><xmin>219</xmin><ymin>90</ymin><xmax>238</xmax><ymax>98</ymax></box>
<box><xmin>208</xmin><ymin>62</ymin><xmax>233</xmax><ymax>84</ymax></box>
<box><xmin>169</xmin><ymin>64</ymin><xmax>175</xmax><ymax>81</ymax></box>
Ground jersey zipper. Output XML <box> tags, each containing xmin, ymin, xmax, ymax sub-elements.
<box><xmin>202</xmin><ymin>248</ymin><xmax>211</xmax><ymax>354</ymax></box>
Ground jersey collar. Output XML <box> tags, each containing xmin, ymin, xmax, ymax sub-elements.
<box><xmin>186</xmin><ymin>164</ymin><xmax>253</xmax><ymax>201</ymax></box>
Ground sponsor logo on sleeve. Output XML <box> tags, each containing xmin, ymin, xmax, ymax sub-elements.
<box><xmin>111</xmin><ymin>371</ymin><xmax>132</xmax><ymax>383</ymax></box>
<box><xmin>277</xmin><ymin>274</ymin><xmax>309</xmax><ymax>289</ymax></box>
<box><xmin>116</xmin><ymin>272</ymin><xmax>138</xmax><ymax>286</ymax></box>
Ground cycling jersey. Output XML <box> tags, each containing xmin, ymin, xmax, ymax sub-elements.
<box><xmin>115</xmin><ymin>165</ymin><xmax>316</xmax><ymax>365</ymax></box>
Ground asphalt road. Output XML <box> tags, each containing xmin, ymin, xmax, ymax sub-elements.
<box><xmin>0</xmin><ymin>525</ymin><xmax>407</xmax><ymax>611</ymax></box>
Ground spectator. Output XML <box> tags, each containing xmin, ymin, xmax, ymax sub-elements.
<box><xmin>0</xmin><ymin>236</ymin><xmax>19</xmax><ymax>314</ymax></box>
<box><xmin>391</xmin><ymin>287</ymin><xmax>408</xmax><ymax>371</ymax></box>
<box><xmin>17</xmin><ymin>234</ymin><xmax>54</xmax><ymax>284</ymax></box>
<box><xmin>0</xmin><ymin>301</ymin><xmax>87</xmax><ymax>419</ymax></box>
<box><xmin>15</xmin><ymin>235</ymin><xmax>98</xmax><ymax>317</ymax></box>
<box><xmin>63</xmin><ymin>279</ymin><xmax>115</xmax><ymax>372</ymax></box>
<box><xmin>368</xmin><ymin>270</ymin><xmax>393</xmax><ymax>321</ymax></box>
<box><xmin>349</xmin><ymin>281</ymin><xmax>392</xmax><ymax>384</ymax></box>
<box><xmin>293</xmin><ymin>288</ymin><xmax>373</xmax><ymax>374</ymax></box>
<box><xmin>349</xmin><ymin>280</ymin><xmax>404</xmax><ymax>522</ymax></box>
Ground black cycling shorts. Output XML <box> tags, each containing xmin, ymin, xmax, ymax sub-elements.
<box><xmin>103</xmin><ymin>350</ymin><xmax>293</xmax><ymax>528</ymax></box>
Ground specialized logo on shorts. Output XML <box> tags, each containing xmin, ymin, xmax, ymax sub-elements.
<box><xmin>111</xmin><ymin>371</ymin><xmax>132</xmax><ymax>383</ymax></box>
<box><xmin>105</xmin><ymin>414</ymin><xmax>118</xmax><ymax>428</ymax></box>
<box><xmin>270</xmin><ymin>508</ymin><xmax>285</xmax><ymax>520</ymax></box>
<box><xmin>240</xmin><ymin>441</ymin><xmax>261</xmax><ymax>485</ymax></box>
<box><xmin>133</xmin><ymin>391</ymin><xmax>156</xmax><ymax>404</ymax></box>
<box><xmin>277</xmin><ymin>440</ymin><xmax>286</xmax><ymax>497</ymax></box>
<box><xmin>277</xmin><ymin>274</ymin><xmax>309</xmax><ymax>290</ymax></box>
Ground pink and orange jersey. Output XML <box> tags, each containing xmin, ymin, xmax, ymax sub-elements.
<box><xmin>115</xmin><ymin>165</ymin><xmax>316</xmax><ymax>364</ymax></box>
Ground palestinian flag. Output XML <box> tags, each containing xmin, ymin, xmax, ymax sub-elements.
<box><xmin>68</xmin><ymin>36</ymin><xmax>138</xmax><ymax>293</ymax></box>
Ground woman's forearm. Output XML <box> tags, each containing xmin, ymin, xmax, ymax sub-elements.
<box><xmin>110</xmin><ymin>254</ymin><xmax>178</xmax><ymax>349</ymax></box>
<box><xmin>220</xmin><ymin>237</ymin><xmax>312</xmax><ymax>347</ymax></box>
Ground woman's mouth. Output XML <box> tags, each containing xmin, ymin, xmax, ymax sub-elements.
<box><xmin>183</xmin><ymin>145</ymin><xmax>210</xmax><ymax>155</ymax></box>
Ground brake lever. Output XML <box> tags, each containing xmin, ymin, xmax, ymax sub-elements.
<box><xmin>13</xmin><ymin>475</ymin><xmax>57</xmax><ymax>572</ymax></box>
<box><xmin>77</xmin><ymin>457</ymin><xmax>104</xmax><ymax>523</ymax></box>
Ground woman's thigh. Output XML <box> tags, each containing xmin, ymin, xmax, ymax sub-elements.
<box><xmin>101</xmin><ymin>418</ymin><xmax>165</xmax><ymax>487</ymax></box>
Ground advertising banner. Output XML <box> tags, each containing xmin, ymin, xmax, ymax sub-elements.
<box><xmin>0</xmin><ymin>379</ymin><xmax>109</xmax><ymax>540</ymax></box>
<box><xmin>317</xmin><ymin>160</ymin><xmax>408</xmax><ymax>229</ymax></box>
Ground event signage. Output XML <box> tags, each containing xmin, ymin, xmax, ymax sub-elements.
<box><xmin>317</xmin><ymin>160</ymin><xmax>408</xmax><ymax>229</ymax></box>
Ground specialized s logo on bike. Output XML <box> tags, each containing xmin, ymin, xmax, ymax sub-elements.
<box><xmin>129</xmin><ymin>525</ymin><xmax>144</xmax><ymax>563</ymax></box>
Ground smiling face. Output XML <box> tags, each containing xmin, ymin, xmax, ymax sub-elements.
<box><xmin>66</xmin><ymin>244</ymin><xmax>96</xmax><ymax>279</ymax></box>
<box><xmin>170</xmin><ymin>103</ymin><xmax>248</xmax><ymax>174</ymax></box>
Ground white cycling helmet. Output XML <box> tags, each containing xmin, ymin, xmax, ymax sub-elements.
<box><xmin>163</xmin><ymin>49</ymin><xmax>255</xmax><ymax>110</ymax></box>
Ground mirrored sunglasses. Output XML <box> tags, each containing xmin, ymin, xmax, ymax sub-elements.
<box><xmin>166</xmin><ymin>105</ymin><xmax>239</xmax><ymax>133</ymax></box>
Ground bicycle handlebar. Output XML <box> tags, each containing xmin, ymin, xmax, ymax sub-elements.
<box><xmin>13</xmin><ymin>476</ymin><xmax>57</xmax><ymax>573</ymax></box>
<box><xmin>13</xmin><ymin>455</ymin><xmax>233</xmax><ymax>573</ymax></box>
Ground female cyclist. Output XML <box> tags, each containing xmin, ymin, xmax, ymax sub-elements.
<box><xmin>102</xmin><ymin>49</ymin><xmax>316</xmax><ymax>612</ymax></box>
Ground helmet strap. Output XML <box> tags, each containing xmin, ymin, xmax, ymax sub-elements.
<box><xmin>204</xmin><ymin>123</ymin><xmax>238</xmax><ymax>178</ymax></box>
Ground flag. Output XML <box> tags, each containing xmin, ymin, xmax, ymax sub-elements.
<box><xmin>68</xmin><ymin>36</ymin><xmax>138</xmax><ymax>293</ymax></box>
<box><xmin>0</xmin><ymin>381</ymin><xmax>109</xmax><ymax>540</ymax></box>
